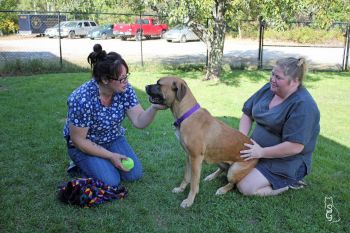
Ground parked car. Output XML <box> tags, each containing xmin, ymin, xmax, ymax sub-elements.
<box><xmin>59</xmin><ymin>20</ymin><xmax>98</xmax><ymax>39</ymax></box>
<box><xmin>87</xmin><ymin>24</ymin><xmax>115</xmax><ymax>40</ymax></box>
<box><xmin>44</xmin><ymin>21</ymin><xmax>68</xmax><ymax>38</ymax></box>
<box><xmin>163</xmin><ymin>25</ymin><xmax>200</xmax><ymax>43</ymax></box>
<box><xmin>113</xmin><ymin>17</ymin><xmax>168</xmax><ymax>41</ymax></box>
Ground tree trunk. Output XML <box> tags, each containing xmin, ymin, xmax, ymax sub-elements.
<box><xmin>204</xmin><ymin>20</ymin><xmax>226</xmax><ymax>81</ymax></box>
<box><xmin>203</xmin><ymin>0</ymin><xmax>227</xmax><ymax>81</ymax></box>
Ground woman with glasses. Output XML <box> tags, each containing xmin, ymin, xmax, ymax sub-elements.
<box><xmin>236</xmin><ymin>57</ymin><xmax>320</xmax><ymax>196</ymax></box>
<box><xmin>63</xmin><ymin>44</ymin><xmax>166</xmax><ymax>186</ymax></box>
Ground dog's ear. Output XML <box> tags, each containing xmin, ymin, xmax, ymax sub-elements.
<box><xmin>172</xmin><ymin>81</ymin><xmax>187</xmax><ymax>101</ymax></box>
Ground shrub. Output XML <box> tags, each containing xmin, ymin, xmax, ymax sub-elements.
<box><xmin>227</xmin><ymin>23</ymin><xmax>345</xmax><ymax>45</ymax></box>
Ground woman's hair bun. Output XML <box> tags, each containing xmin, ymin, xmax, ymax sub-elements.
<box><xmin>93</xmin><ymin>44</ymin><xmax>103</xmax><ymax>53</ymax></box>
<box><xmin>297</xmin><ymin>57</ymin><xmax>305</xmax><ymax>67</ymax></box>
<box><xmin>87</xmin><ymin>44</ymin><xmax>106</xmax><ymax>67</ymax></box>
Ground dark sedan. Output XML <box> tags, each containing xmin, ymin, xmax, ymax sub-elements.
<box><xmin>87</xmin><ymin>24</ymin><xmax>115</xmax><ymax>40</ymax></box>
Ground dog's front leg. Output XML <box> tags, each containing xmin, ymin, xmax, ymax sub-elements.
<box><xmin>172</xmin><ymin>155</ymin><xmax>191</xmax><ymax>193</ymax></box>
<box><xmin>180</xmin><ymin>155</ymin><xmax>203</xmax><ymax>208</ymax></box>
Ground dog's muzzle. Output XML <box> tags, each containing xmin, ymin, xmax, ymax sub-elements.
<box><xmin>145</xmin><ymin>84</ymin><xmax>166</xmax><ymax>105</ymax></box>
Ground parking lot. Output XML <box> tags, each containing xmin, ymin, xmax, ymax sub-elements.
<box><xmin>0</xmin><ymin>35</ymin><xmax>346</xmax><ymax>70</ymax></box>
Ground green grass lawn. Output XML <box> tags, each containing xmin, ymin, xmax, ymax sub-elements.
<box><xmin>1</xmin><ymin>69</ymin><xmax>349</xmax><ymax>233</ymax></box>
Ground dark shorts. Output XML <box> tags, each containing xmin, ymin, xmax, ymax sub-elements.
<box><xmin>256</xmin><ymin>161</ymin><xmax>307</xmax><ymax>190</ymax></box>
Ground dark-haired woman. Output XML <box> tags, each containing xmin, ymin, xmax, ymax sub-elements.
<box><xmin>63</xmin><ymin>44</ymin><xmax>166</xmax><ymax>186</ymax></box>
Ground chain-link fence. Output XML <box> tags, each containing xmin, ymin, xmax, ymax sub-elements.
<box><xmin>257</xmin><ymin>18</ymin><xmax>350</xmax><ymax>71</ymax></box>
<box><xmin>0</xmin><ymin>10</ymin><xmax>176</xmax><ymax>73</ymax></box>
<box><xmin>0</xmin><ymin>10</ymin><xmax>349</xmax><ymax>75</ymax></box>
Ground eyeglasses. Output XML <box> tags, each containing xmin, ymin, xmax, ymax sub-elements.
<box><xmin>109</xmin><ymin>73</ymin><xmax>130</xmax><ymax>83</ymax></box>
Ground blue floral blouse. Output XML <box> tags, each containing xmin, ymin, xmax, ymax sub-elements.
<box><xmin>63</xmin><ymin>79</ymin><xmax>139</xmax><ymax>144</ymax></box>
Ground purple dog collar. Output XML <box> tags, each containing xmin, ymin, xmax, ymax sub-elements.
<box><xmin>173</xmin><ymin>104</ymin><xmax>201</xmax><ymax>128</ymax></box>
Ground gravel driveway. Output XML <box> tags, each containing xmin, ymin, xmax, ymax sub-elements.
<box><xmin>0</xmin><ymin>35</ymin><xmax>346</xmax><ymax>70</ymax></box>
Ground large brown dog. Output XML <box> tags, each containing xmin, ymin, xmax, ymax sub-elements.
<box><xmin>145</xmin><ymin>77</ymin><xmax>257</xmax><ymax>208</ymax></box>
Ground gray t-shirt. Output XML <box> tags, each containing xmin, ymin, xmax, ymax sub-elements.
<box><xmin>242</xmin><ymin>83</ymin><xmax>320</xmax><ymax>179</ymax></box>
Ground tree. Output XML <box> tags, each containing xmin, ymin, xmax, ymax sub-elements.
<box><xmin>147</xmin><ymin>0</ymin><xmax>231</xmax><ymax>80</ymax></box>
<box><xmin>149</xmin><ymin>0</ymin><xmax>256</xmax><ymax>80</ymax></box>
<box><xmin>150</xmin><ymin>0</ymin><xmax>350</xmax><ymax>80</ymax></box>
<box><xmin>0</xmin><ymin>0</ymin><xmax>20</xmax><ymax>34</ymax></box>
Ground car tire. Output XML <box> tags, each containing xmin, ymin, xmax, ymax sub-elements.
<box><xmin>68</xmin><ymin>31</ymin><xmax>75</xmax><ymax>39</ymax></box>
<box><xmin>180</xmin><ymin>35</ymin><xmax>187</xmax><ymax>43</ymax></box>
<box><xmin>101</xmin><ymin>33</ymin><xmax>107</xmax><ymax>40</ymax></box>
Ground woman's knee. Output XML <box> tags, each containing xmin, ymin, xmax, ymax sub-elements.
<box><xmin>237</xmin><ymin>180</ymin><xmax>256</xmax><ymax>196</ymax></box>
<box><xmin>122</xmin><ymin>166</ymin><xmax>143</xmax><ymax>181</ymax></box>
<box><xmin>100</xmin><ymin>174</ymin><xmax>121</xmax><ymax>186</ymax></box>
<box><xmin>77</xmin><ymin>156</ymin><xmax>121</xmax><ymax>186</ymax></box>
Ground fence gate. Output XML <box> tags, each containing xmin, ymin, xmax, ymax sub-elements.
<box><xmin>258</xmin><ymin>18</ymin><xmax>350</xmax><ymax>71</ymax></box>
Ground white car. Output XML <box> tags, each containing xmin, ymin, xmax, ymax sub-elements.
<box><xmin>44</xmin><ymin>22</ymin><xmax>68</xmax><ymax>38</ymax></box>
<box><xmin>58</xmin><ymin>20</ymin><xmax>98</xmax><ymax>39</ymax></box>
<box><xmin>163</xmin><ymin>25</ymin><xmax>200</xmax><ymax>43</ymax></box>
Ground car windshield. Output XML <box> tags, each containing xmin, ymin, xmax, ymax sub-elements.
<box><xmin>53</xmin><ymin>22</ymin><xmax>68</xmax><ymax>28</ymax></box>
<box><xmin>172</xmin><ymin>25</ymin><xmax>186</xmax><ymax>30</ymax></box>
<box><xmin>64</xmin><ymin>22</ymin><xmax>78</xmax><ymax>27</ymax></box>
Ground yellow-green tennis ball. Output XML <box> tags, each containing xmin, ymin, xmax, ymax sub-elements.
<box><xmin>122</xmin><ymin>158</ymin><xmax>134</xmax><ymax>170</ymax></box>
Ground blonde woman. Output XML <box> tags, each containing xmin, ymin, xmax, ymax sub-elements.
<box><xmin>238</xmin><ymin>57</ymin><xmax>320</xmax><ymax>196</ymax></box>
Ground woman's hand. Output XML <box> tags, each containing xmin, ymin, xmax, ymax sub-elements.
<box><xmin>127</xmin><ymin>104</ymin><xmax>168</xmax><ymax>129</ymax></box>
<box><xmin>109</xmin><ymin>153</ymin><xmax>129</xmax><ymax>171</ymax></box>
<box><xmin>151</xmin><ymin>103</ymin><xmax>168</xmax><ymax>110</ymax></box>
<box><xmin>240</xmin><ymin>139</ymin><xmax>264</xmax><ymax>161</ymax></box>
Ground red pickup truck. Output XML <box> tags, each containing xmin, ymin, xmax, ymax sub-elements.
<box><xmin>113</xmin><ymin>17</ymin><xmax>168</xmax><ymax>41</ymax></box>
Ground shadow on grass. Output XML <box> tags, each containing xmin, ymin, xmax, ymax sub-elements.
<box><xmin>139</xmin><ymin>61</ymin><xmax>349</xmax><ymax>89</ymax></box>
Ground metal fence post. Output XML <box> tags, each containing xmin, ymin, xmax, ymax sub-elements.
<box><xmin>258</xmin><ymin>16</ymin><xmax>265</xmax><ymax>70</ymax></box>
<box><xmin>342</xmin><ymin>26</ymin><xmax>349</xmax><ymax>71</ymax></box>
<box><xmin>139</xmin><ymin>10</ymin><xmax>144</xmax><ymax>67</ymax></box>
<box><xmin>58</xmin><ymin>11</ymin><xmax>63</xmax><ymax>69</ymax></box>
<box><xmin>206</xmin><ymin>18</ymin><xmax>209</xmax><ymax>67</ymax></box>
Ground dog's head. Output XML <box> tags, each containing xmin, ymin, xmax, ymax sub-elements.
<box><xmin>145</xmin><ymin>76</ymin><xmax>187</xmax><ymax>107</ymax></box>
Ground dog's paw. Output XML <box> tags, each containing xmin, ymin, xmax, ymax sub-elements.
<box><xmin>180</xmin><ymin>199</ymin><xmax>193</xmax><ymax>208</ymax></box>
<box><xmin>215</xmin><ymin>187</ymin><xmax>228</xmax><ymax>195</ymax></box>
<box><xmin>215</xmin><ymin>183</ymin><xmax>234</xmax><ymax>195</ymax></box>
<box><xmin>203</xmin><ymin>174</ymin><xmax>215</xmax><ymax>182</ymax></box>
<box><xmin>172</xmin><ymin>187</ymin><xmax>184</xmax><ymax>193</ymax></box>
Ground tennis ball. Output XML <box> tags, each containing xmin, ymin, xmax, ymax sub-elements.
<box><xmin>122</xmin><ymin>158</ymin><xmax>134</xmax><ymax>170</ymax></box>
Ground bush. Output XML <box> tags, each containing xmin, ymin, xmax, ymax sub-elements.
<box><xmin>227</xmin><ymin>22</ymin><xmax>345</xmax><ymax>45</ymax></box>
<box><xmin>264</xmin><ymin>27</ymin><xmax>344</xmax><ymax>44</ymax></box>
